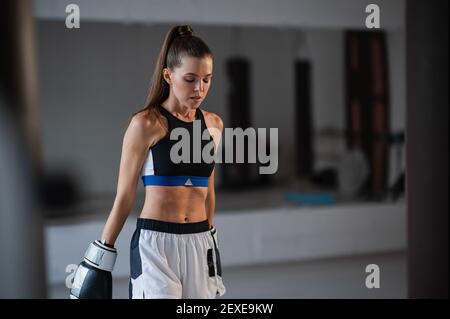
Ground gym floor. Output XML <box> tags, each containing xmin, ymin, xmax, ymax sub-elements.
<box><xmin>50</xmin><ymin>251</ymin><xmax>406</xmax><ymax>299</ymax></box>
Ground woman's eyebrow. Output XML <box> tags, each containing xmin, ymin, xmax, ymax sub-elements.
<box><xmin>184</xmin><ymin>72</ymin><xmax>212</xmax><ymax>77</ymax></box>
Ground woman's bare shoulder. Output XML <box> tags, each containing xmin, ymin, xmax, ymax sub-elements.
<box><xmin>201</xmin><ymin>109</ymin><xmax>224</xmax><ymax>132</ymax></box>
<box><xmin>127</xmin><ymin>109</ymin><xmax>166</xmax><ymax>147</ymax></box>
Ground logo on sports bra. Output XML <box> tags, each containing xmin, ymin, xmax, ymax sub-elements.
<box><xmin>184</xmin><ymin>178</ymin><xmax>193</xmax><ymax>186</ymax></box>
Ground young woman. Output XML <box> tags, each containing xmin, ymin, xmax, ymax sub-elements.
<box><xmin>91</xmin><ymin>25</ymin><xmax>225</xmax><ymax>299</ymax></box>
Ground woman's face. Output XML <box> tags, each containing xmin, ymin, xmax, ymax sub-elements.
<box><xmin>164</xmin><ymin>55</ymin><xmax>213</xmax><ymax>109</ymax></box>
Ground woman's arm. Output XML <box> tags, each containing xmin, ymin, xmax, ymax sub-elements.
<box><xmin>100</xmin><ymin>113</ymin><xmax>153</xmax><ymax>245</ymax></box>
<box><xmin>205</xmin><ymin>112</ymin><xmax>224</xmax><ymax>229</ymax></box>
<box><xmin>205</xmin><ymin>169</ymin><xmax>216</xmax><ymax>228</ymax></box>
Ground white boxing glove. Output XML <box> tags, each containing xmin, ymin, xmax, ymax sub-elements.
<box><xmin>70</xmin><ymin>240</ymin><xmax>117</xmax><ymax>299</ymax></box>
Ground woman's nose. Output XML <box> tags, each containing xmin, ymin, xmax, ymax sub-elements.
<box><xmin>194</xmin><ymin>80</ymin><xmax>204</xmax><ymax>92</ymax></box>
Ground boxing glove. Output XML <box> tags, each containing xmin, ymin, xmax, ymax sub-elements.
<box><xmin>70</xmin><ymin>240</ymin><xmax>117</xmax><ymax>299</ymax></box>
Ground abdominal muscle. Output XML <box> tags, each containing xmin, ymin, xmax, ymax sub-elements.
<box><xmin>140</xmin><ymin>185</ymin><xmax>208</xmax><ymax>223</ymax></box>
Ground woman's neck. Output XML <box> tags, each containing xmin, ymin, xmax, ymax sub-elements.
<box><xmin>162</xmin><ymin>94</ymin><xmax>196</xmax><ymax>119</ymax></box>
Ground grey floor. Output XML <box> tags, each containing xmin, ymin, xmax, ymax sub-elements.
<box><xmin>50</xmin><ymin>251</ymin><xmax>406</xmax><ymax>299</ymax></box>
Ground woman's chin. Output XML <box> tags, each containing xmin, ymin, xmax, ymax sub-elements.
<box><xmin>188</xmin><ymin>99</ymin><xmax>202</xmax><ymax>107</ymax></box>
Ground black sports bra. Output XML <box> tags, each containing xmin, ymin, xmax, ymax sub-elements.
<box><xmin>141</xmin><ymin>105</ymin><xmax>215</xmax><ymax>187</ymax></box>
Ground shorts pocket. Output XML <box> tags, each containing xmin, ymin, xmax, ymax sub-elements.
<box><xmin>214</xmin><ymin>247</ymin><xmax>222</xmax><ymax>277</ymax></box>
<box><xmin>130</xmin><ymin>229</ymin><xmax>142</xmax><ymax>280</ymax></box>
<box><xmin>207</xmin><ymin>248</ymin><xmax>215</xmax><ymax>277</ymax></box>
<box><xmin>209</xmin><ymin>226</ymin><xmax>222</xmax><ymax>277</ymax></box>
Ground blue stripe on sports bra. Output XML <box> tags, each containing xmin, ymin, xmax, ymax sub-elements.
<box><xmin>142</xmin><ymin>175</ymin><xmax>209</xmax><ymax>187</ymax></box>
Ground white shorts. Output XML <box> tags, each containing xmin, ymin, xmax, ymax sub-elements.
<box><xmin>129</xmin><ymin>218</ymin><xmax>226</xmax><ymax>299</ymax></box>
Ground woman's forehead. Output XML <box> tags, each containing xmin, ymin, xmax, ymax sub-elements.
<box><xmin>178</xmin><ymin>56</ymin><xmax>213</xmax><ymax>73</ymax></box>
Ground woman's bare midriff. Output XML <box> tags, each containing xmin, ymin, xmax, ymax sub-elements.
<box><xmin>140</xmin><ymin>185</ymin><xmax>208</xmax><ymax>223</ymax></box>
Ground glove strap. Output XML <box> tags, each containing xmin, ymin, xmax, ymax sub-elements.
<box><xmin>83</xmin><ymin>240</ymin><xmax>117</xmax><ymax>272</ymax></box>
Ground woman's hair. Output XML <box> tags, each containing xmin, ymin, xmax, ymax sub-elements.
<box><xmin>134</xmin><ymin>25</ymin><xmax>213</xmax><ymax>118</ymax></box>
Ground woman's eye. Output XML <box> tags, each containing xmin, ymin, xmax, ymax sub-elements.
<box><xmin>185</xmin><ymin>78</ymin><xmax>211</xmax><ymax>83</ymax></box>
